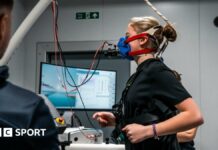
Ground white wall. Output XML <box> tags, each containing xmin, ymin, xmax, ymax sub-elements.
<box><xmin>200</xmin><ymin>1</ymin><xmax>218</xmax><ymax>149</ymax></box>
<box><xmin>7</xmin><ymin>1</ymin><xmax>26</xmax><ymax>86</ymax></box>
<box><xmin>12</xmin><ymin>0</ymin><xmax>218</xmax><ymax>149</ymax></box>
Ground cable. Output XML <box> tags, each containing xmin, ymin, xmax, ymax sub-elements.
<box><xmin>144</xmin><ymin>0</ymin><xmax>174</xmax><ymax>60</ymax></box>
<box><xmin>51</xmin><ymin>0</ymin><xmax>105</xmax><ymax>136</ymax></box>
<box><xmin>64</xmin><ymin>42</ymin><xmax>107</xmax><ymax>90</ymax></box>
<box><xmin>144</xmin><ymin>0</ymin><xmax>171</xmax><ymax>25</ymax></box>
<box><xmin>64</xmin><ymin>59</ymin><xmax>103</xmax><ymax>137</ymax></box>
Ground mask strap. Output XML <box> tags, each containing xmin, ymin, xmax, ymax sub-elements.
<box><xmin>128</xmin><ymin>48</ymin><xmax>156</xmax><ymax>56</ymax></box>
<box><xmin>125</xmin><ymin>26</ymin><xmax>161</xmax><ymax>45</ymax></box>
<box><xmin>125</xmin><ymin>33</ymin><xmax>149</xmax><ymax>43</ymax></box>
<box><xmin>125</xmin><ymin>27</ymin><xmax>160</xmax><ymax>57</ymax></box>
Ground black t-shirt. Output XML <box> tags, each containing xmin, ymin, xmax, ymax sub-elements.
<box><xmin>122</xmin><ymin>58</ymin><xmax>191</xmax><ymax>150</ymax></box>
<box><xmin>180</xmin><ymin>141</ymin><xmax>195</xmax><ymax>150</ymax></box>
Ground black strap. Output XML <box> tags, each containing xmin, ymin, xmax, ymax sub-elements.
<box><xmin>154</xmin><ymin>99</ymin><xmax>176</xmax><ymax>119</ymax></box>
<box><xmin>124</xmin><ymin>99</ymin><xmax>176</xmax><ymax>125</ymax></box>
<box><xmin>112</xmin><ymin>70</ymin><xmax>142</xmax><ymax>125</ymax></box>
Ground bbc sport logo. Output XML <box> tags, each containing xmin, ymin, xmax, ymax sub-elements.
<box><xmin>0</xmin><ymin>128</ymin><xmax>13</xmax><ymax>137</ymax></box>
<box><xmin>0</xmin><ymin>128</ymin><xmax>46</xmax><ymax>138</ymax></box>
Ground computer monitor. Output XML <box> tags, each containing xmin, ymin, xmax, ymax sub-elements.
<box><xmin>39</xmin><ymin>62</ymin><xmax>116</xmax><ymax>110</ymax></box>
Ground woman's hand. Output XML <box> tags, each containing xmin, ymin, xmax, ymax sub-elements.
<box><xmin>92</xmin><ymin>112</ymin><xmax>116</xmax><ymax>127</ymax></box>
<box><xmin>122</xmin><ymin>123</ymin><xmax>153</xmax><ymax>143</ymax></box>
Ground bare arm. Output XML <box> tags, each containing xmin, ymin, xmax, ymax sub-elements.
<box><xmin>156</xmin><ymin>98</ymin><xmax>203</xmax><ymax>137</ymax></box>
<box><xmin>122</xmin><ymin>98</ymin><xmax>204</xmax><ymax>143</ymax></box>
<box><xmin>177</xmin><ymin>128</ymin><xmax>197</xmax><ymax>143</ymax></box>
<box><xmin>92</xmin><ymin>112</ymin><xmax>116</xmax><ymax>127</ymax></box>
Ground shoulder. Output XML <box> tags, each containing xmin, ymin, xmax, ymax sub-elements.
<box><xmin>0</xmin><ymin>82</ymin><xmax>46</xmax><ymax>128</ymax></box>
<box><xmin>140</xmin><ymin>59</ymin><xmax>174</xmax><ymax>79</ymax></box>
<box><xmin>3</xmin><ymin>82</ymin><xmax>41</xmax><ymax>100</ymax></box>
<box><xmin>1</xmin><ymin>81</ymin><xmax>43</xmax><ymax>104</ymax></box>
<box><xmin>5</xmin><ymin>82</ymin><xmax>52</xmax><ymax>117</ymax></box>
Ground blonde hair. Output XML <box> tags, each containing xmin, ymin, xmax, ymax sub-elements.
<box><xmin>129</xmin><ymin>16</ymin><xmax>159</xmax><ymax>33</ymax></box>
<box><xmin>129</xmin><ymin>16</ymin><xmax>177</xmax><ymax>50</ymax></box>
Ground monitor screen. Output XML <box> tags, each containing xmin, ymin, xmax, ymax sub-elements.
<box><xmin>39</xmin><ymin>63</ymin><xmax>116</xmax><ymax>110</ymax></box>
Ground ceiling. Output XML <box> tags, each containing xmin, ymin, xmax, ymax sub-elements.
<box><xmin>19</xmin><ymin>0</ymin><xmax>160</xmax><ymax>8</ymax></box>
<box><xmin>19</xmin><ymin>0</ymin><xmax>216</xmax><ymax>8</ymax></box>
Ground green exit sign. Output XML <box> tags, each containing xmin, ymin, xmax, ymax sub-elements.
<box><xmin>88</xmin><ymin>12</ymin><xmax>99</xmax><ymax>19</ymax></box>
<box><xmin>76</xmin><ymin>12</ymin><xmax>86</xmax><ymax>20</ymax></box>
<box><xmin>76</xmin><ymin>12</ymin><xmax>99</xmax><ymax>20</ymax></box>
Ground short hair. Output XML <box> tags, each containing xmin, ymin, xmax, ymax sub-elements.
<box><xmin>0</xmin><ymin>0</ymin><xmax>14</xmax><ymax>10</ymax></box>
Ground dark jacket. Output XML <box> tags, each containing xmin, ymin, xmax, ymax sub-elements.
<box><xmin>0</xmin><ymin>66</ymin><xmax>59</xmax><ymax>150</ymax></box>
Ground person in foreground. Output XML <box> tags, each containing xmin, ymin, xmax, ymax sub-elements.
<box><xmin>93</xmin><ymin>16</ymin><xmax>204</xmax><ymax>150</ymax></box>
<box><xmin>0</xmin><ymin>0</ymin><xmax>59</xmax><ymax>149</ymax></box>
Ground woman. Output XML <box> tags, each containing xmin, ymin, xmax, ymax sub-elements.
<box><xmin>93</xmin><ymin>16</ymin><xmax>203</xmax><ymax>150</ymax></box>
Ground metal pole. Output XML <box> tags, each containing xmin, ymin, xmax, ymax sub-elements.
<box><xmin>0</xmin><ymin>0</ymin><xmax>53</xmax><ymax>66</ymax></box>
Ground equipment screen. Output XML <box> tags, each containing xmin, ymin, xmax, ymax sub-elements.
<box><xmin>39</xmin><ymin>63</ymin><xmax>116</xmax><ymax>110</ymax></box>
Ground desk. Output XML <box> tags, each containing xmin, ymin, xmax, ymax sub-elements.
<box><xmin>66</xmin><ymin>143</ymin><xmax>125</xmax><ymax>150</ymax></box>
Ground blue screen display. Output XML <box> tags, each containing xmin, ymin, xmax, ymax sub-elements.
<box><xmin>39</xmin><ymin>63</ymin><xmax>116</xmax><ymax>110</ymax></box>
